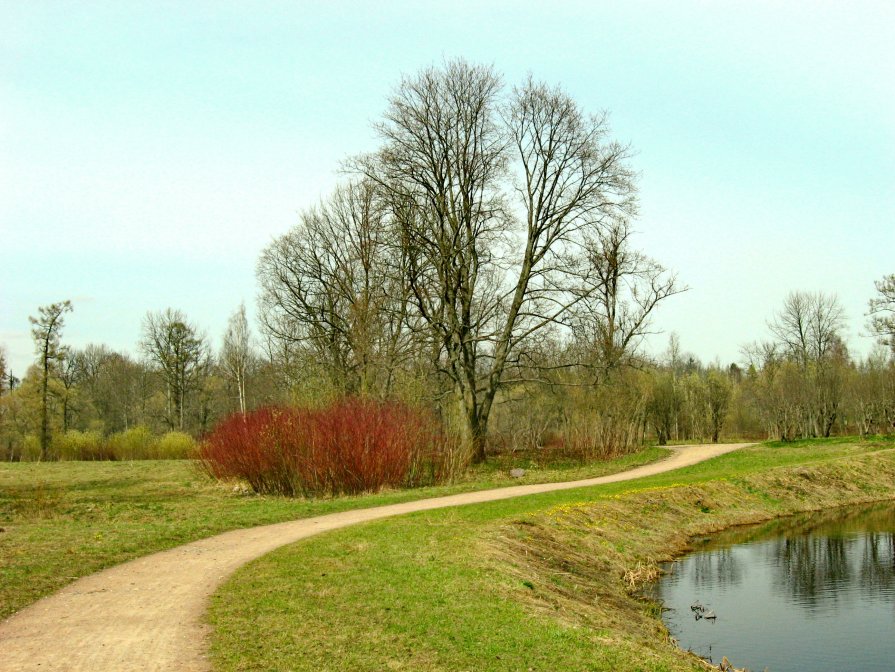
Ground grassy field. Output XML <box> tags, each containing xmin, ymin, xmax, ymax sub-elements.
<box><xmin>206</xmin><ymin>437</ymin><xmax>895</xmax><ymax>672</ymax></box>
<box><xmin>0</xmin><ymin>445</ymin><xmax>667</xmax><ymax>619</ymax></box>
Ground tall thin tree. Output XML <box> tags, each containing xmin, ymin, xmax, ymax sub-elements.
<box><xmin>221</xmin><ymin>303</ymin><xmax>252</xmax><ymax>414</ymax></box>
<box><xmin>0</xmin><ymin>345</ymin><xmax>7</xmax><ymax>396</ymax></box>
<box><xmin>29</xmin><ymin>300</ymin><xmax>73</xmax><ymax>460</ymax></box>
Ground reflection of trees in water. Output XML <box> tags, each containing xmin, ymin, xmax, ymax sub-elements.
<box><xmin>690</xmin><ymin>547</ymin><xmax>743</xmax><ymax>588</ymax></box>
<box><xmin>683</xmin><ymin>503</ymin><xmax>895</xmax><ymax>610</ymax></box>
<box><xmin>768</xmin><ymin>531</ymin><xmax>895</xmax><ymax>609</ymax></box>
<box><xmin>771</xmin><ymin>535</ymin><xmax>851</xmax><ymax>608</ymax></box>
<box><xmin>858</xmin><ymin>532</ymin><xmax>895</xmax><ymax>595</ymax></box>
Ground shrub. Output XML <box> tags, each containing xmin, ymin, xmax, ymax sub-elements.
<box><xmin>53</xmin><ymin>430</ymin><xmax>114</xmax><ymax>461</ymax></box>
<box><xmin>199</xmin><ymin>399</ymin><xmax>462</xmax><ymax>497</ymax></box>
<box><xmin>107</xmin><ymin>426</ymin><xmax>156</xmax><ymax>460</ymax></box>
<box><xmin>105</xmin><ymin>426</ymin><xmax>195</xmax><ymax>460</ymax></box>
<box><xmin>22</xmin><ymin>435</ymin><xmax>41</xmax><ymax>461</ymax></box>
<box><xmin>154</xmin><ymin>431</ymin><xmax>196</xmax><ymax>459</ymax></box>
<box><xmin>199</xmin><ymin>407</ymin><xmax>302</xmax><ymax>495</ymax></box>
<box><xmin>560</xmin><ymin>371</ymin><xmax>650</xmax><ymax>461</ymax></box>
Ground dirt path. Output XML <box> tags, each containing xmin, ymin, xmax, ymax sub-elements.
<box><xmin>0</xmin><ymin>442</ymin><xmax>751</xmax><ymax>671</ymax></box>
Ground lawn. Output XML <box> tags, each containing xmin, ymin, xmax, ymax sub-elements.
<box><xmin>206</xmin><ymin>437</ymin><xmax>895</xmax><ymax>672</ymax></box>
<box><xmin>0</xmin><ymin>445</ymin><xmax>666</xmax><ymax>619</ymax></box>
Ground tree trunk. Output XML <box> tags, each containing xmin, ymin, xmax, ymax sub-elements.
<box><xmin>458</xmin><ymin>389</ymin><xmax>488</xmax><ymax>463</ymax></box>
<box><xmin>237</xmin><ymin>371</ymin><xmax>246</xmax><ymax>415</ymax></box>
<box><xmin>40</xmin><ymin>341</ymin><xmax>50</xmax><ymax>461</ymax></box>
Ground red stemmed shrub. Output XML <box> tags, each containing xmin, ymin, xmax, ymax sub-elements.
<box><xmin>199</xmin><ymin>407</ymin><xmax>307</xmax><ymax>496</ymax></box>
<box><xmin>199</xmin><ymin>399</ymin><xmax>458</xmax><ymax>497</ymax></box>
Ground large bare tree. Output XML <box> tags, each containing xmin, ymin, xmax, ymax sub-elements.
<box><xmin>362</xmin><ymin>61</ymin><xmax>640</xmax><ymax>460</ymax></box>
<box><xmin>29</xmin><ymin>300</ymin><xmax>72</xmax><ymax>460</ymax></box>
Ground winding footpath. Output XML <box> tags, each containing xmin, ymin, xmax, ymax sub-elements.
<box><xmin>0</xmin><ymin>442</ymin><xmax>751</xmax><ymax>671</ymax></box>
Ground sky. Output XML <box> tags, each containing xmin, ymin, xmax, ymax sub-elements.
<box><xmin>2</xmin><ymin>0</ymin><xmax>893</xmax><ymax>376</ymax></box>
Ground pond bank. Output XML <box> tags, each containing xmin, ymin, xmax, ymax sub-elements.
<box><xmin>491</xmin><ymin>448</ymin><xmax>895</xmax><ymax>671</ymax></box>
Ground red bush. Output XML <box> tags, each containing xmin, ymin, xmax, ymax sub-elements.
<box><xmin>199</xmin><ymin>399</ymin><xmax>455</xmax><ymax>497</ymax></box>
<box><xmin>198</xmin><ymin>407</ymin><xmax>304</xmax><ymax>495</ymax></box>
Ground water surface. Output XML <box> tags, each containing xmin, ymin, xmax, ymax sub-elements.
<box><xmin>653</xmin><ymin>502</ymin><xmax>895</xmax><ymax>671</ymax></box>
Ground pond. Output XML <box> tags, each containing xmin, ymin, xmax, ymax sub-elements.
<box><xmin>652</xmin><ymin>501</ymin><xmax>895</xmax><ymax>671</ymax></box>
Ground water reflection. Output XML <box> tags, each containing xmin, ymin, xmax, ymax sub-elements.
<box><xmin>685</xmin><ymin>505</ymin><xmax>895</xmax><ymax>610</ymax></box>
<box><xmin>655</xmin><ymin>502</ymin><xmax>895</xmax><ymax>671</ymax></box>
<box><xmin>689</xmin><ymin>548</ymin><xmax>744</xmax><ymax>589</ymax></box>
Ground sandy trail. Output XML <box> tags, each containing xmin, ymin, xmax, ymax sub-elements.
<box><xmin>0</xmin><ymin>442</ymin><xmax>751</xmax><ymax>671</ymax></box>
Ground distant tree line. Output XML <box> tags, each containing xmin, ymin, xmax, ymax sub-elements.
<box><xmin>0</xmin><ymin>303</ymin><xmax>288</xmax><ymax>460</ymax></box>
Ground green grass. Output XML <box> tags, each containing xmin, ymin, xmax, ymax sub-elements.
<box><xmin>0</xmin><ymin>445</ymin><xmax>666</xmax><ymax>619</ymax></box>
<box><xmin>207</xmin><ymin>436</ymin><xmax>895</xmax><ymax>672</ymax></box>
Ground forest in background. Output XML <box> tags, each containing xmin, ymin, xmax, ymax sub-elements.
<box><xmin>2</xmin><ymin>62</ymin><xmax>894</xmax><ymax>465</ymax></box>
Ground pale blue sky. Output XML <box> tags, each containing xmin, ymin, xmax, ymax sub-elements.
<box><xmin>2</xmin><ymin>1</ymin><xmax>893</xmax><ymax>376</ymax></box>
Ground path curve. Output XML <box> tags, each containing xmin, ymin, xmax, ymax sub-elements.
<box><xmin>0</xmin><ymin>442</ymin><xmax>751</xmax><ymax>671</ymax></box>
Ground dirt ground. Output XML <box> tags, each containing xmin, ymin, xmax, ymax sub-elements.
<box><xmin>0</xmin><ymin>443</ymin><xmax>750</xmax><ymax>672</ymax></box>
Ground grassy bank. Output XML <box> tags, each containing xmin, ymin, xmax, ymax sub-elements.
<box><xmin>0</xmin><ymin>446</ymin><xmax>666</xmax><ymax>619</ymax></box>
<box><xmin>207</xmin><ymin>437</ymin><xmax>895</xmax><ymax>672</ymax></box>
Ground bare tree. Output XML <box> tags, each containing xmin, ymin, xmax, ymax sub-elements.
<box><xmin>362</xmin><ymin>61</ymin><xmax>640</xmax><ymax>461</ymax></box>
<box><xmin>758</xmin><ymin>292</ymin><xmax>848</xmax><ymax>438</ymax></box>
<box><xmin>847</xmin><ymin>348</ymin><xmax>895</xmax><ymax>435</ymax></box>
<box><xmin>29</xmin><ymin>300</ymin><xmax>73</xmax><ymax>459</ymax></box>
<box><xmin>57</xmin><ymin>352</ymin><xmax>82</xmax><ymax>433</ymax></box>
<box><xmin>705</xmin><ymin>367</ymin><xmax>733</xmax><ymax>443</ymax></box>
<box><xmin>648</xmin><ymin>371</ymin><xmax>679</xmax><ymax>446</ymax></box>
<box><xmin>769</xmin><ymin>291</ymin><xmax>845</xmax><ymax>365</ymax></box>
<box><xmin>868</xmin><ymin>274</ymin><xmax>895</xmax><ymax>357</ymax></box>
<box><xmin>70</xmin><ymin>344</ymin><xmax>147</xmax><ymax>433</ymax></box>
<box><xmin>573</xmin><ymin>218</ymin><xmax>683</xmax><ymax>376</ymax></box>
<box><xmin>221</xmin><ymin>303</ymin><xmax>253</xmax><ymax>414</ymax></box>
<box><xmin>0</xmin><ymin>346</ymin><xmax>8</xmax><ymax>458</ymax></box>
<box><xmin>141</xmin><ymin>309</ymin><xmax>207</xmax><ymax>431</ymax></box>
<box><xmin>258</xmin><ymin>179</ymin><xmax>414</xmax><ymax>397</ymax></box>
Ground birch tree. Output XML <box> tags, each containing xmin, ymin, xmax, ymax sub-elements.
<box><xmin>221</xmin><ymin>303</ymin><xmax>253</xmax><ymax>414</ymax></box>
